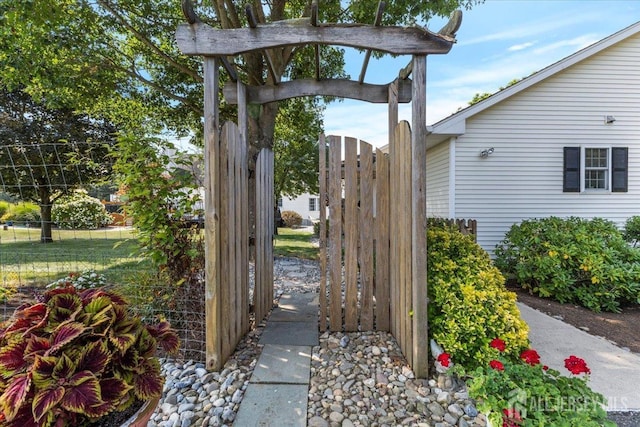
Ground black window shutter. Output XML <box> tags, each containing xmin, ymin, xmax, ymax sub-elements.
<box><xmin>611</xmin><ymin>147</ymin><xmax>628</xmax><ymax>192</ymax></box>
<box><xmin>563</xmin><ymin>147</ymin><xmax>580</xmax><ymax>192</ymax></box>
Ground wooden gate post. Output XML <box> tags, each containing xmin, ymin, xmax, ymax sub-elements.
<box><xmin>203</xmin><ymin>57</ymin><xmax>222</xmax><ymax>371</ymax></box>
<box><xmin>411</xmin><ymin>55</ymin><xmax>428</xmax><ymax>378</ymax></box>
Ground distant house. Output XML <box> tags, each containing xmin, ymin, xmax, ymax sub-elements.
<box><xmin>424</xmin><ymin>21</ymin><xmax>640</xmax><ymax>255</ymax></box>
<box><xmin>279</xmin><ymin>194</ymin><xmax>322</xmax><ymax>226</ymax></box>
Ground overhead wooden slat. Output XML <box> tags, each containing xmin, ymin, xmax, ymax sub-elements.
<box><xmin>358</xmin><ymin>1</ymin><xmax>385</xmax><ymax>84</ymax></box>
<box><xmin>223</xmin><ymin>78</ymin><xmax>412</xmax><ymax>104</ymax></box>
<box><xmin>245</xmin><ymin>4</ymin><xmax>280</xmax><ymax>84</ymax></box>
<box><xmin>176</xmin><ymin>23</ymin><xmax>455</xmax><ymax>56</ymax></box>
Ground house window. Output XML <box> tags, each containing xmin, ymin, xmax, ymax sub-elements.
<box><xmin>563</xmin><ymin>147</ymin><xmax>628</xmax><ymax>193</ymax></box>
<box><xmin>277</xmin><ymin>198</ymin><xmax>283</xmax><ymax>208</ymax></box>
<box><xmin>584</xmin><ymin>148</ymin><xmax>608</xmax><ymax>190</ymax></box>
<box><xmin>309</xmin><ymin>197</ymin><xmax>318</xmax><ymax>211</ymax></box>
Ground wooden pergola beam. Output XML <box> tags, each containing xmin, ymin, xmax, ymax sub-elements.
<box><xmin>245</xmin><ymin>4</ymin><xmax>280</xmax><ymax>84</ymax></box>
<box><xmin>176</xmin><ymin>23</ymin><xmax>454</xmax><ymax>56</ymax></box>
<box><xmin>222</xmin><ymin>78</ymin><xmax>413</xmax><ymax>105</ymax></box>
<box><xmin>358</xmin><ymin>1</ymin><xmax>385</xmax><ymax>84</ymax></box>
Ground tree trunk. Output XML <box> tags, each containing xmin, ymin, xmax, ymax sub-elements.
<box><xmin>39</xmin><ymin>187</ymin><xmax>53</xmax><ymax>243</ymax></box>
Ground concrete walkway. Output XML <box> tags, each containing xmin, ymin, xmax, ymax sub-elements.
<box><xmin>234</xmin><ymin>293</ymin><xmax>319</xmax><ymax>426</ymax></box>
<box><xmin>518</xmin><ymin>303</ymin><xmax>640</xmax><ymax>411</ymax></box>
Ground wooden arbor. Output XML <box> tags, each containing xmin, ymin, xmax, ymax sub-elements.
<box><xmin>175</xmin><ymin>2</ymin><xmax>460</xmax><ymax>377</ymax></box>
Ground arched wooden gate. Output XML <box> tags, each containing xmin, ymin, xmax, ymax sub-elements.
<box><xmin>176</xmin><ymin>1</ymin><xmax>460</xmax><ymax>377</ymax></box>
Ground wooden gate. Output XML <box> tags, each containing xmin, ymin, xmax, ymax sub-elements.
<box><xmin>319</xmin><ymin>121</ymin><xmax>424</xmax><ymax>370</ymax></box>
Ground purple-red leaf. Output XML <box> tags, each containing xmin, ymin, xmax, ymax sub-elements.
<box><xmin>46</xmin><ymin>321</ymin><xmax>87</xmax><ymax>356</ymax></box>
<box><xmin>147</xmin><ymin>321</ymin><xmax>180</xmax><ymax>354</ymax></box>
<box><xmin>24</xmin><ymin>336</ymin><xmax>51</xmax><ymax>359</ymax></box>
<box><xmin>32</xmin><ymin>386</ymin><xmax>64</xmax><ymax>422</ymax></box>
<box><xmin>31</xmin><ymin>356</ymin><xmax>56</xmax><ymax>388</ymax></box>
<box><xmin>133</xmin><ymin>359</ymin><xmax>162</xmax><ymax>400</ymax></box>
<box><xmin>0</xmin><ymin>340</ymin><xmax>28</xmax><ymax>377</ymax></box>
<box><xmin>77</xmin><ymin>341</ymin><xmax>110</xmax><ymax>374</ymax></box>
<box><xmin>60</xmin><ymin>372</ymin><xmax>102</xmax><ymax>413</ymax></box>
<box><xmin>0</xmin><ymin>374</ymin><xmax>32</xmax><ymax>421</ymax></box>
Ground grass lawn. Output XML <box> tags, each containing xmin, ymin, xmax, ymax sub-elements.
<box><xmin>0</xmin><ymin>226</ymin><xmax>149</xmax><ymax>287</ymax></box>
<box><xmin>274</xmin><ymin>227</ymin><xmax>318</xmax><ymax>260</ymax></box>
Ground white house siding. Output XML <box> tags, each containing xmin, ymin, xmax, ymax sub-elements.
<box><xmin>426</xmin><ymin>140</ymin><xmax>450</xmax><ymax>217</ymax></box>
<box><xmin>280</xmin><ymin>194</ymin><xmax>322</xmax><ymax>225</ymax></box>
<box><xmin>453</xmin><ymin>33</ymin><xmax>640</xmax><ymax>255</ymax></box>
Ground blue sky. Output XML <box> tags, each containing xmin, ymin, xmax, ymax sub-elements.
<box><xmin>322</xmin><ymin>0</ymin><xmax>640</xmax><ymax>147</ymax></box>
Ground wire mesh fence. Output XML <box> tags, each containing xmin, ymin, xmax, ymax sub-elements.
<box><xmin>1</xmin><ymin>140</ymin><xmax>207</xmax><ymax>362</ymax></box>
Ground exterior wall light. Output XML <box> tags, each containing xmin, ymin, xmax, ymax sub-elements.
<box><xmin>480</xmin><ymin>147</ymin><xmax>494</xmax><ymax>158</ymax></box>
<box><xmin>605</xmin><ymin>115</ymin><xmax>616</xmax><ymax>124</ymax></box>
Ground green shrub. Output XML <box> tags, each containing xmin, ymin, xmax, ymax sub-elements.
<box><xmin>624</xmin><ymin>215</ymin><xmax>640</xmax><ymax>246</ymax></box>
<box><xmin>495</xmin><ymin>216</ymin><xmax>640</xmax><ymax>312</ymax></box>
<box><xmin>0</xmin><ymin>201</ymin><xmax>41</xmax><ymax>224</ymax></box>
<box><xmin>427</xmin><ymin>223</ymin><xmax>529</xmax><ymax>370</ymax></box>
<box><xmin>0</xmin><ymin>201</ymin><xmax>10</xmax><ymax>220</ymax></box>
<box><xmin>52</xmin><ymin>190</ymin><xmax>112</xmax><ymax>229</ymax></box>
<box><xmin>281</xmin><ymin>210</ymin><xmax>302</xmax><ymax>228</ymax></box>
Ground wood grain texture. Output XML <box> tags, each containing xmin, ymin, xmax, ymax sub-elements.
<box><xmin>359</xmin><ymin>141</ymin><xmax>374</xmax><ymax>331</ymax></box>
<box><xmin>319</xmin><ymin>135</ymin><xmax>327</xmax><ymax>332</ymax></box>
<box><xmin>375</xmin><ymin>149</ymin><xmax>390</xmax><ymax>331</ymax></box>
<box><xmin>411</xmin><ymin>56</ymin><xmax>428</xmax><ymax>378</ymax></box>
<box><xmin>344</xmin><ymin>137</ymin><xmax>358</xmax><ymax>331</ymax></box>
<box><xmin>328</xmin><ymin>135</ymin><xmax>343</xmax><ymax>331</ymax></box>
<box><xmin>203</xmin><ymin>58</ymin><xmax>221</xmax><ymax>371</ymax></box>
<box><xmin>176</xmin><ymin>23</ymin><xmax>453</xmax><ymax>56</ymax></box>
<box><xmin>388</xmin><ymin>81</ymin><xmax>399</xmax><ymax>341</ymax></box>
<box><xmin>223</xmin><ymin>78</ymin><xmax>413</xmax><ymax>105</ymax></box>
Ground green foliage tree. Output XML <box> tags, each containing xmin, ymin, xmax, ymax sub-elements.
<box><xmin>1</xmin><ymin>0</ymin><xmax>483</xmax><ymax>217</ymax></box>
<box><xmin>467</xmin><ymin>78</ymin><xmax>522</xmax><ymax>106</ymax></box>
<box><xmin>0</xmin><ymin>88</ymin><xmax>116</xmax><ymax>242</ymax></box>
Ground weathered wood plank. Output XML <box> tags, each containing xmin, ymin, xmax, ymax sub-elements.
<box><xmin>359</xmin><ymin>141</ymin><xmax>374</xmax><ymax>331</ymax></box>
<box><xmin>238</xmin><ymin>82</ymin><xmax>250</xmax><ymax>336</ymax></box>
<box><xmin>411</xmin><ymin>56</ymin><xmax>428</xmax><ymax>378</ymax></box>
<box><xmin>219</xmin><ymin>122</ymin><xmax>231</xmax><ymax>361</ymax></box>
<box><xmin>319</xmin><ymin>134</ymin><xmax>327</xmax><ymax>332</ymax></box>
<box><xmin>267</xmin><ymin>151</ymin><xmax>274</xmax><ymax>319</ymax></box>
<box><xmin>398</xmin><ymin>121</ymin><xmax>412</xmax><ymax>365</ymax></box>
<box><xmin>328</xmin><ymin>135</ymin><xmax>343</xmax><ymax>331</ymax></box>
<box><xmin>375</xmin><ymin>149</ymin><xmax>390</xmax><ymax>331</ymax></box>
<box><xmin>176</xmin><ymin>23</ymin><xmax>454</xmax><ymax>56</ymax></box>
<box><xmin>231</xmin><ymin>125</ymin><xmax>240</xmax><ymax>349</ymax></box>
<box><xmin>223</xmin><ymin>78</ymin><xmax>413</xmax><ymax>105</ymax></box>
<box><xmin>388</xmin><ymin>81</ymin><xmax>399</xmax><ymax>341</ymax></box>
<box><xmin>203</xmin><ymin>58</ymin><xmax>221</xmax><ymax>371</ymax></box>
<box><xmin>344</xmin><ymin>137</ymin><xmax>358</xmax><ymax>331</ymax></box>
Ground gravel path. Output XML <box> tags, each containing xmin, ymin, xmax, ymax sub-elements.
<box><xmin>147</xmin><ymin>257</ymin><xmax>633</xmax><ymax>426</ymax></box>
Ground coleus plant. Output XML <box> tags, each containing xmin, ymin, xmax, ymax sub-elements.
<box><xmin>0</xmin><ymin>285</ymin><xmax>179</xmax><ymax>427</ymax></box>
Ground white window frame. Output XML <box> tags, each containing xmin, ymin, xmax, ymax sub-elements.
<box><xmin>581</xmin><ymin>146</ymin><xmax>611</xmax><ymax>192</ymax></box>
<box><xmin>309</xmin><ymin>197</ymin><xmax>318</xmax><ymax>211</ymax></box>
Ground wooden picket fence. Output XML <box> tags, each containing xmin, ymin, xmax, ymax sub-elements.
<box><xmin>254</xmin><ymin>149</ymin><xmax>275</xmax><ymax>325</ymax></box>
<box><xmin>319</xmin><ymin>135</ymin><xmax>391</xmax><ymax>334</ymax></box>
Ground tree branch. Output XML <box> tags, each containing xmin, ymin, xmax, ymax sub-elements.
<box><xmin>97</xmin><ymin>0</ymin><xmax>202</xmax><ymax>82</ymax></box>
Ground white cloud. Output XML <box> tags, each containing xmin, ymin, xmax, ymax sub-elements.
<box><xmin>508</xmin><ymin>41</ymin><xmax>535</xmax><ymax>51</ymax></box>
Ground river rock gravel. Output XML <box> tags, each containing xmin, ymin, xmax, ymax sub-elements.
<box><xmin>148</xmin><ymin>256</ymin><xmax>488</xmax><ymax>426</ymax></box>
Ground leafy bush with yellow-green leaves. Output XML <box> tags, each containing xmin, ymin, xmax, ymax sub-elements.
<box><xmin>427</xmin><ymin>222</ymin><xmax>529</xmax><ymax>370</ymax></box>
<box><xmin>494</xmin><ymin>216</ymin><xmax>640</xmax><ymax>313</ymax></box>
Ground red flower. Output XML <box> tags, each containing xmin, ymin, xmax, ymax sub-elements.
<box><xmin>502</xmin><ymin>408</ymin><xmax>523</xmax><ymax>427</ymax></box>
<box><xmin>437</xmin><ymin>352</ymin><xmax>451</xmax><ymax>368</ymax></box>
<box><xmin>489</xmin><ymin>359</ymin><xmax>504</xmax><ymax>371</ymax></box>
<box><xmin>490</xmin><ymin>338</ymin><xmax>506</xmax><ymax>352</ymax></box>
<box><xmin>543</xmin><ymin>365</ymin><xmax>549</xmax><ymax>371</ymax></box>
<box><xmin>564</xmin><ymin>355</ymin><xmax>590</xmax><ymax>375</ymax></box>
<box><xmin>520</xmin><ymin>349</ymin><xmax>541</xmax><ymax>366</ymax></box>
